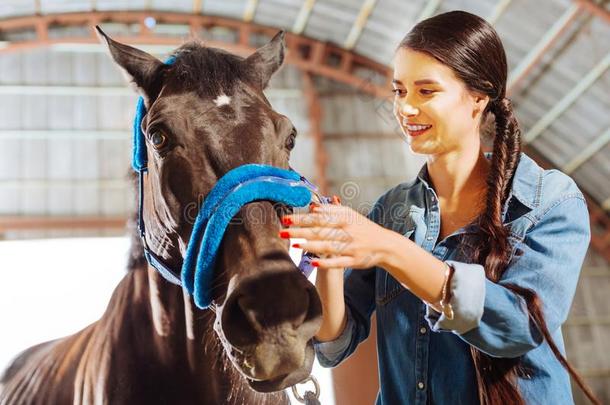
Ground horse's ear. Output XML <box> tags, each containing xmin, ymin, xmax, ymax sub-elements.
<box><xmin>95</xmin><ymin>26</ymin><xmax>164</xmax><ymax>106</ymax></box>
<box><xmin>245</xmin><ymin>31</ymin><xmax>286</xmax><ymax>89</ymax></box>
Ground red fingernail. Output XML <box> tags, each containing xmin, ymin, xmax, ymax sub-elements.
<box><xmin>333</xmin><ymin>195</ymin><xmax>341</xmax><ymax>204</ymax></box>
<box><xmin>312</xmin><ymin>261</ymin><xmax>320</xmax><ymax>267</ymax></box>
<box><xmin>279</xmin><ymin>231</ymin><xmax>290</xmax><ymax>239</ymax></box>
<box><xmin>281</xmin><ymin>217</ymin><xmax>293</xmax><ymax>226</ymax></box>
<box><xmin>292</xmin><ymin>243</ymin><xmax>301</xmax><ymax>248</ymax></box>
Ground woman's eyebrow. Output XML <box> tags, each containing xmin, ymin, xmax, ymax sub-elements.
<box><xmin>414</xmin><ymin>79</ymin><xmax>440</xmax><ymax>85</ymax></box>
<box><xmin>392</xmin><ymin>79</ymin><xmax>441</xmax><ymax>86</ymax></box>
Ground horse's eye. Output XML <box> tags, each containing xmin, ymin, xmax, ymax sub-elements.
<box><xmin>285</xmin><ymin>127</ymin><xmax>297</xmax><ymax>150</ymax></box>
<box><xmin>150</xmin><ymin>132</ymin><xmax>167</xmax><ymax>149</ymax></box>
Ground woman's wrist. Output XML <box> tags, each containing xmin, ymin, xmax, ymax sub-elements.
<box><xmin>377</xmin><ymin>227</ymin><xmax>408</xmax><ymax>270</ymax></box>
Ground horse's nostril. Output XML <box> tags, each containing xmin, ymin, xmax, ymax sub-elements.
<box><xmin>221</xmin><ymin>271</ymin><xmax>322</xmax><ymax>348</ymax></box>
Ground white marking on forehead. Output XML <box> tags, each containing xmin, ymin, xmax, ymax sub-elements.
<box><xmin>214</xmin><ymin>94</ymin><xmax>231</xmax><ymax>107</ymax></box>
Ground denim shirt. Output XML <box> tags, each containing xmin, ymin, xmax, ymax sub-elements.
<box><xmin>314</xmin><ymin>153</ymin><xmax>591</xmax><ymax>405</ymax></box>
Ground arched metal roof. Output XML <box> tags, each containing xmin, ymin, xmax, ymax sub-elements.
<box><xmin>0</xmin><ymin>0</ymin><xmax>608</xmax><ymax>261</ymax></box>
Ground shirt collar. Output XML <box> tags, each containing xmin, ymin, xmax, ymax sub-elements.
<box><xmin>415</xmin><ymin>152</ymin><xmax>541</xmax><ymax>210</ymax></box>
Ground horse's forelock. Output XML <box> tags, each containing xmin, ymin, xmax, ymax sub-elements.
<box><xmin>166</xmin><ymin>42</ymin><xmax>252</xmax><ymax>99</ymax></box>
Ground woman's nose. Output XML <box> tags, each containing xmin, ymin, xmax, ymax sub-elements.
<box><xmin>398</xmin><ymin>101</ymin><xmax>418</xmax><ymax>117</ymax></box>
<box><xmin>393</xmin><ymin>95</ymin><xmax>418</xmax><ymax>116</ymax></box>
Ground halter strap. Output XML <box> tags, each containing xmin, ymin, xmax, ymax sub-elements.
<box><xmin>137</xmin><ymin>164</ymin><xmax>328</xmax><ymax>308</ymax></box>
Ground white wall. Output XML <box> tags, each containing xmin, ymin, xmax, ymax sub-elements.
<box><xmin>0</xmin><ymin>237</ymin><xmax>334</xmax><ymax>404</ymax></box>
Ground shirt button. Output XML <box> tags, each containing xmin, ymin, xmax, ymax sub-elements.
<box><xmin>420</xmin><ymin>327</ymin><xmax>427</xmax><ymax>334</ymax></box>
<box><xmin>426</xmin><ymin>236</ymin><xmax>434</xmax><ymax>241</ymax></box>
<box><xmin>418</xmin><ymin>382</ymin><xmax>425</xmax><ymax>390</ymax></box>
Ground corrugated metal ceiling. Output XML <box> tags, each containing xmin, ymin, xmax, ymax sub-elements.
<box><xmin>0</xmin><ymin>0</ymin><xmax>608</xmax><ymax>234</ymax></box>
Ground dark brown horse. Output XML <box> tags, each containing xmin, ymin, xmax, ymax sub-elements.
<box><xmin>0</xmin><ymin>30</ymin><xmax>322</xmax><ymax>404</ymax></box>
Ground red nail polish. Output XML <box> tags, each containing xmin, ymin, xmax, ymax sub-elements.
<box><xmin>279</xmin><ymin>231</ymin><xmax>290</xmax><ymax>239</ymax></box>
<box><xmin>292</xmin><ymin>243</ymin><xmax>301</xmax><ymax>248</ymax></box>
<box><xmin>312</xmin><ymin>261</ymin><xmax>320</xmax><ymax>267</ymax></box>
<box><xmin>281</xmin><ymin>217</ymin><xmax>293</xmax><ymax>226</ymax></box>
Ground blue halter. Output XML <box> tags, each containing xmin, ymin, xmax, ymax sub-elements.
<box><xmin>133</xmin><ymin>58</ymin><xmax>328</xmax><ymax>309</ymax></box>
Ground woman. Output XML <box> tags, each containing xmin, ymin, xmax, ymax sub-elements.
<box><xmin>280</xmin><ymin>10</ymin><xmax>600</xmax><ymax>405</ymax></box>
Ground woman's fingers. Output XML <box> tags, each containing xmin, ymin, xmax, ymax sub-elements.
<box><xmin>281</xmin><ymin>226</ymin><xmax>351</xmax><ymax>241</ymax></box>
<box><xmin>294</xmin><ymin>240</ymin><xmax>353</xmax><ymax>256</ymax></box>
<box><xmin>282</xmin><ymin>205</ymin><xmax>362</xmax><ymax>228</ymax></box>
<box><xmin>313</xmin><ymin>256</ymin><xmax>355</xmax><ymax>269</ymax></box>
<box><xmin>315</xmin><ymin>255</ymin><xmax>377</xmax><ymax>270</ymax></box>
<box><xmin>282</xmin><ymin>212</ymin><xmax>343</xmax><ymax>228</ymax></box>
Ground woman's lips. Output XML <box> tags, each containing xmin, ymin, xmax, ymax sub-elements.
<box><xmin>404</xmin><ymin>123</ymin><xmax>432</xmax><ymax>137</ymax></box>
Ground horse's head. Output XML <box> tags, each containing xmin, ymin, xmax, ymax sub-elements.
<box><xmin>98</xmin><ymin>29</ymin><xmax>322</xmax><ymax>392</ymax></box>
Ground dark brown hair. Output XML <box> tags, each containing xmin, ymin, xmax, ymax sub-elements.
<box><xmin>398</xmin><ymin>10</ymin><xmax>599</xmax><ymax>405</ymax></box>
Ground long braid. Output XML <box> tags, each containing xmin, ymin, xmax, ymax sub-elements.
<box><xmin>471</xmin><ymin>99</ymin><xmax>601</xmax><ymax>405</ymax></box>
<box><xmin>470</xmin><ymin>97</ymin><xmax>524</xmax><ymax>405</ymax></box>
<box><xmin>478</xmin><ymin>98</ymin><xmax>522</xmax><ymax>281</ymax></box>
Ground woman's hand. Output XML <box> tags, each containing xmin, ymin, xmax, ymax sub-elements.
<box><xmin>280</xmin><ymin>203</ymin><xmax>393</xmax><ymax>269</ymax></box>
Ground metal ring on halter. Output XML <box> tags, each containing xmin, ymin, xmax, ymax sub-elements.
<box><xmin>290</xmin><ymin>375</ymin><xmax>320</xmax><ymax>403</ymax></box>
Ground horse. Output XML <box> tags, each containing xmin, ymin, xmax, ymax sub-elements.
<box><xmin>0</xmin><ymin>29</ymin><xmax>323</xmax><ymax>404</ymax></box>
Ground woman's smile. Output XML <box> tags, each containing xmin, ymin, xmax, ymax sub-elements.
<box><xmin>403</xmin><ymin>121</ymin><xmax>433</xmax><ymax>137</ymax></box>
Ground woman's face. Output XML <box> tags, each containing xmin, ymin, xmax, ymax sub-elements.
<box><xmin>392</xmin><ymin>48</ymin><xmax>487</xmax><ymax>156</ymax></box>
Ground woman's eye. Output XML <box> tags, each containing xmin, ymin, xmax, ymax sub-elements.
<box><xmin>150</xmin><ymin>132</ymin><xmax>167</xmax><ymax>149</ymax></box>
<box><xmin>420</xmin><ymin>89</ymin><xmax>435</xmax><ymax>95</ymax></box>
<box><xmin>392</xmin><ymin>88</ymin><xmax>406</xmax><ymax>96</ymax></box>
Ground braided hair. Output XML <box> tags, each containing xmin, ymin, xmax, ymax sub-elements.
<box><xmin>399</xmin><ymin>11</ymin><xmax>599</xmax><ymax>405</ymax></box>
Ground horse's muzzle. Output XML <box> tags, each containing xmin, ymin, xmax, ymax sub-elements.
<box><xmin>217</xmin><ymin>268</ymin><xmax>323</xmax><ymax>391</ymax></box>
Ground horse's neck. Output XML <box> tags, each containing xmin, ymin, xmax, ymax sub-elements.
<box><xmin>112</xmin><ymin>265</ymin><xmax>288</xmax><ymax>404</ymax></box>
<box><xmin>0</xmin><ymin>265</ymin><xmax>288</xmax><ymax>404</ymax></box>
<box><xmin>106</xmin><ymin>266</ymin><xmax>225</xmax><ymax>399</ymax></box>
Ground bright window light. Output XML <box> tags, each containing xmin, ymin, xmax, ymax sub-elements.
<box><xmin>0</xmin><ymin>237</ymin><xmax>334</xmax><ymax>404</ymax></box>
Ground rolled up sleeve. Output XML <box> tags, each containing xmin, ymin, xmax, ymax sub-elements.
<box><xmin>313</xmin><ymin>309</ymin><xmax>356</xmax><ymax>367</ymax></box>
<box><xmin>430</xmin><ymin>195</ymin><xmax>590</xmax><ymax>358</ymax></box>
<box><xmin>425</xmin><ymin>260</ymin><xmax>486</xmax><ymax>334</ymax></box>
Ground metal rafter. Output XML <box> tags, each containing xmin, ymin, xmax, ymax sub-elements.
<box><xmin>507</xmin><ymin>0</ymin><xmax>609</xmax><ymax>95</ymax></box>
<box><xmin>0</xmin><ymin>11</ymin><xmax>391</xmax><ymax>98</ymax></box>
<box><xmin>0</xmin><ymin>216</ymin><xmax>126</xmax><ymax>232</ymax></box>
<box><xmin>292</xmin><ymin>0</ymin><xmax>316</xmax><ymax>35</ymax></box>
<box><xmin>577</xmin><ymin>0</ymin><xmax>610</xmax><ymax>23</ymax></box>
<box><xmin>507</xmin><ymin>3</ymin><xmax>582</xmax><ymax>94</ymax></box>
<box><xmin>563</xmin><ymin>127</ymin><xmax>610</xmax><ymax>174</ymax></box>
<box><xmin>302</xmin><ymin>73</ymin><xmax>329</xmax><ymax>195</ymax></box>
<box><xmin>0</xmin><ymin>84</ymin><xmax>302</xmax><ymax>98</ymax></box>
<box><xmin>486</xmin><ymin>0</ymin><xmax>512</xmax><ymax>25</ymax></box>
<box><xmin>522</xmin><ymin>51</ymin><xmax>610</xmax><ymax>144</ymax></box>
<box><xmin>344</xmin><ymin>0</ymin><xmax>377</xmax><ymax>50</ymax></box>
<box><xmin>416</xmin><ymin>0</ymin><xmax>442</xmax><ymax>22</ymax></box>
<box><xmin>193</xmin><ymin>0</ymin><xmax>202</xmax><ymax>14</ymax></box>
<box><xmin>243</xmin><ymin>0</ymin><xmax>259</xmax><ymax>23</ymax></box>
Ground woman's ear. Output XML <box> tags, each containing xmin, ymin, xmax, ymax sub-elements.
<box><xmin>472</xmin><ymin>93</ymin><xmax>490</xmax><ymax>118</ymax></box>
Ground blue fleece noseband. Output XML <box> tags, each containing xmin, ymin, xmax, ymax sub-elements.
<box><xmin>133</xmin><ymin>58</ymin><xmax>328</xmax><ymax>309</ymax></box>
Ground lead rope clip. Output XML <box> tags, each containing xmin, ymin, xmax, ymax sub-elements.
<box><xmin>290</xmin><ymin>375</ymin><xmax>321</xmax><ymax>405</ymax></box>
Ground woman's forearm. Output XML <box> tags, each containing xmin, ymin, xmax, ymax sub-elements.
<box><xmin>379</xmin><ymin>229</ymin><xmax>446</xmax><ymax>306</ymax></box>
<box><xmin>314</xmin><ymin>268</ymin><xmax>347</xmax><ymax>342</ymax></box>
